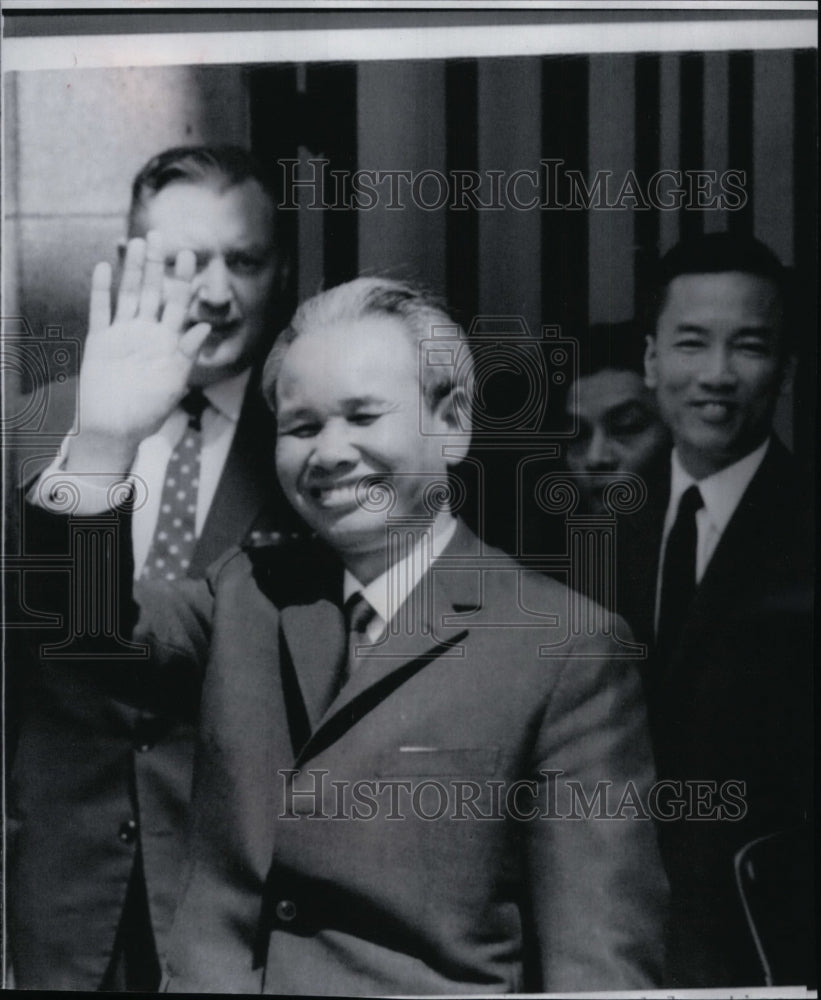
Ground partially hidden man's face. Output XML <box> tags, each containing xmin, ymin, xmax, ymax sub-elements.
<box><xmin>565</xmin><ymin>369</ymin><xmax>669</xmax><ymax>514</ymax></box>
<box><xmin>645</xmin><ymin>271</ymin><xmax>788</xmax><ymax>480</ymax></box>
<box><xmin>274</xmin><ymin>315</ymin><xmax>458</xmax><ymax>566</ymax></box>
<box><xmin>132</xmin><ymin>178</ymin><xmax>280</xmax><ymax>386</ymax></box>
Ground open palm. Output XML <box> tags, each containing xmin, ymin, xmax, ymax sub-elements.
<box><xmin>77</xmin><ymin>232</ymin><xmax>211</xmax><ymax>450</ymax></box>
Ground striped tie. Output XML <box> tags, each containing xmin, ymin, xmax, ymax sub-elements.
<box><xmin>341</xmin><ymin>592</ymin><xmax>377</xmax><ymax>688</ymax></box>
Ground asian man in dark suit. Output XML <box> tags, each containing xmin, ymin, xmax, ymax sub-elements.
<box><xmin>7</xmin><ymin>145</ymin><xmax>298</xmax><ymax>991</ymax></box>
<box><xmin>618</xmin><ymin>233</ymin><xmax>814</xmax><ymax>988</ymax></box>
<box><xmin>23</xmin><ymin>263</ymin><xmax>668</xmax><ymax>993</ymax></box>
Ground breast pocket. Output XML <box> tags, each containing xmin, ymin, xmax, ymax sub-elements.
<box><xmin>376</xmin><ymin>746</ymin><xmax>500</xmax><ymax>778</ymax></box>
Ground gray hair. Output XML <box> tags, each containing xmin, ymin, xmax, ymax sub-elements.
<box><xmin>262</xmin><ymin>277</ymin><xmax>474</xmax><ymax>419</ymax></box>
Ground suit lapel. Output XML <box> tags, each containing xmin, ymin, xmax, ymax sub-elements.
<box><xmin>665</xmin><ymin>441</ymin><xmax>795</xmax><ymax>672</ymax></box>
<box><xmin>617</xmin><ymin>458</ymin><xmax>669</xmax><ymax>645</ymax></box>
<box><xmin>290</xmin><ymin>522</ymin><xmax>480</xmax><ymax>765</ymax></box>
<box><xmin>189</xmin><ymin>377</ymin><xmax>280</xmax><ymax>576</ymax></box>
<box><xmin>279</xmin><ymin>599</ymin><xmax>346</xmax><ymax>733</ymax></box>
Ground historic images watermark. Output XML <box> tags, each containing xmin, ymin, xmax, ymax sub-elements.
<box><xmin>278</xmin><ymin>159</ymin><xmax>747</xmax><ymax>213</ymax></box>
<box><xmin>279</xmin><ymin>769</ymin><xmax>748</xmax><ymax>823</ymax></box>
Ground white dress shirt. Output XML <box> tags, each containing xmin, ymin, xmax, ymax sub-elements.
<box><xmin>655</xmin><ymin>437</ymin><xmax>770</xmax><ymax>630</ymax></box>
<box><xmin>33</xmin><ymin>368</ymin><xmax>251</xmax><ymax>578</ymax></box>
<box><xmin>342</xmin><ymin>513</ymin><xmax>458</xmax><ymax>642</ymax></box>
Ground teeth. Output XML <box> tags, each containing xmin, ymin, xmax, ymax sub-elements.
<box><xmin>697</xmin><ymin>402</ymin><xmax>732</xmax><ymax>418</ymax></box>
<box><xmin>311</xmin><ymin>484</ymin><xmax>358</xmax><ymax>506</ymax></box>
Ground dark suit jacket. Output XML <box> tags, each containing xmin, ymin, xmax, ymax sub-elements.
<box><xmin>23</xmin><ymin>507</ymin><xmax>669</xmax><ymax>994</ymax></box>
<box><xmin>7</xmin><ymin>374</ymin><xmax>296</xmax><ymax>990</ymax></box>
<box><xmin>617</xmin><ymin>439</ymin><xmax>814</xmax><ymax>988</ymax></box>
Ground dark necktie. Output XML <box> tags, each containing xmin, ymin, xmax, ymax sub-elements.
<box><xmin>340</xmin><ymin>592</ymin><xmax>378</xmax><ymax>689</ymax></box>
<box><xmin>656</xmin><ymin>483</ymin><xmax>704</xmax><ymax>661</ymax></box>
<box><xmin>141</xmin><ymin>389</ymin><xmax>209</xmax><ymax>582</ymax></box>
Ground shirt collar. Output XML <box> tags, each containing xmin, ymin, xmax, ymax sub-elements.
<box><xmin>669</xmin><ymin>437</ymin><xmax>770</xmax><ymax>535</ymax></box>
<box><xmin>343</xmin><ymin>513</ymin><xmax>458</xmax><ymax>627</ymax></box>
<box><xmin>198</xmin><ymin>367</ymin><xmax>252</xmax><ymax>423</ymax></box>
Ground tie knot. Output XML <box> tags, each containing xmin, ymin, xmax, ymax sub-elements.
<box><xmin>344</xmin><ymin>592</ymin><xmax>376</xmax><ymax>638</ymax></box>
<box><xmin>180</xmin><ymin>389</ymin><xmax>209</xmax><ymax>430</ymax></box>
<box><xmin>678</xmin><ymin>484</ymin><xmax>704</xmax><ymax>518</ymax></box>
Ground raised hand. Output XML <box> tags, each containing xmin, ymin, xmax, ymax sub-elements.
<box><xmin>66</xmin><ymin>232</ymin><xmax>211</xmax><ymax>475</ymax></box>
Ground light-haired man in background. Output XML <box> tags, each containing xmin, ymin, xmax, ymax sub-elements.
<box><xmin>9</xmin><ymin>145</ymin><xmax>297</xmax><ymax>990</ymax></box>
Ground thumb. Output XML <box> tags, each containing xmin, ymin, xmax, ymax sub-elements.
<box><xmin>179</xmin><ymin>322</ymin><xmax>212</xmax><ymax>360</ymax></box>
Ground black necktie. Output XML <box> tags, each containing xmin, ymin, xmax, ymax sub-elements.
<box><xmin>656</xmin><ymin>484</ymin><xmax>704</xmax><ymax>661</ymax></box>
<box><xmin>141</xmin><ymin>390</ymin><xmax>209</xmax><ymax>582</ymax></box>
<box><xmin>340</xmin><ymin>592</ymin><xmax>377</xmax><ymax>689</ymax></box>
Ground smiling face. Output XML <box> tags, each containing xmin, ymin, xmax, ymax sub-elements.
<box><xmin>133</xmin><ymin>178</ymin><xmax>279</xmax><ymax>386</ymax></box>
<box><xmin>274</xmin><ymin>314</ymin><xmax>460</xmax><ymax>581</ymax></box>
<box><xmin>645</xmin><ymin>271</ymin><xmax>787</xmax><ymax>480</ymax></box>
<box><xmin>565</xmin><ymin>369</ymin><xmax>669</xmax><ymax>513</ymax></box>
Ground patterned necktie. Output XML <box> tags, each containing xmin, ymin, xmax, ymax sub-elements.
<box><xmin>340</xmin><ymin>592</ymin><xmax>378</xmax><ymax>688</ymax></box>
<box><xmin>656</xmin><ymin>484</ymin><xmax>704</xmax><ymax>661</ymax></box>
<box><xmin>141</xmin><ymin>389</ymin><xmax>209</xmax><ymax>582</ymax></box>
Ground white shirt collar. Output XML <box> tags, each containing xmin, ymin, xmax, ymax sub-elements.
<box><xmin>343</xmin><ymin>513</ymin><xmax>458</xmax><ymax>633</ymax></box>
<box><xmin>669</xmin><ymin>437</ymin><xmax>770</xmax><ymax>536</ymax></box>
<box><xmin>200</xmin><ymin>367</ymin><xmax>252</xmax><ymax>423</ymax></box>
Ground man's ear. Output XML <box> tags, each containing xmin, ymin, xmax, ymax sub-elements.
<box><xmin>644</xmin><ymin>335</ymin><xmax>658</xmax><ymax>390</ymax></box>
<box><xmin>432</xmin><ymin>388</ymin><xmax>472</xmax><ymax>466</ymax></box>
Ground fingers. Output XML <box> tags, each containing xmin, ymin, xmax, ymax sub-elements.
<box><xmin>137</xmin><ymin>230</ymin><xmax>165</xmax><ymax>320</ymax></box>
<box><xmin>161</xmin><ymin>248</ymin><xmax>197</xmax><ymax>333</ymax></box>
<box><xmin>88</xmin><ymin>262</ymin><xmax>112</xmax><ymax>335</ymax></box>
<box><xmin>114</xmin><ymin>237</ymin><xmax>147</xmax><ymax>322</ymax></box>
<box><xmin>179</xmin><ymin>322</ymin><xmax>212</xmax><ymax>360</ymax></box>
<box><xmin>110</xmin><ymin>235</ymin><xmax>197</xmax><ymax>334</ymax></box>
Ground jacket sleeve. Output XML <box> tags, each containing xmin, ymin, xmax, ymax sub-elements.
<box><xmin>524</xmin><ymin>618</ymin><xmax>668</xmax><ymax>991</ymax></box>
<box><xmin>20</xmin><ymin>498</ymin><xmax>216</xmax><ymax>714</ymax></box>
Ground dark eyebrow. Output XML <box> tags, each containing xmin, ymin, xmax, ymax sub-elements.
<box><xmin>164</xmin><ymin>243</ymin><xmax>274</xmax><ymax>262</ymax></box>
<box><xmin>277</xmin><ymin>406</ymin><xmax>316</xmax><ymax>422</ymax></box>
<box><xmin>343</xmin><ymin>396</ymin><xmax>392</xmax><ymax>410</ymax></box>
<box><xmin>733</xmin><ymin>325</ymin><xmax>776</xmax><ymax>337</ymax></box>
<box><xmin>278</xmin><ymin>397</ymin><xmax>392</xmax><ymax>420</ymax></box>
<box><xmin>227</xmin><ymin>242</ymin><xmax>275</xmax><ymax>256</ymax></box>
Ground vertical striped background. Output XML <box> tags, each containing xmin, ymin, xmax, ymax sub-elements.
<box><xmin>248</xmin><ymin>48</ymin><xmax>815</xmax><ymax>476</ymax></box>
<box><xmin>252</xmin><ymin>48</ymin><xmax>815</xmax><ymax>334</ymax></box>
<box><xmin>4</xmin><ymin>49</ymin><xmax>815</xmax><ymax>475</ymax></box>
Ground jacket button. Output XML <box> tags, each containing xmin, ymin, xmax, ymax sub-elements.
<box><xmin>275</xmin><ymin>899</ymin><xmax>297</xmax><ymax>922</ymax></box>
<box><xmin>118</xmin><ymin>819</ymin><xmax>138</xmax><ymax>844</ymax></box>
<box><xmin>134</xmin><ymin>711</ymin><xmax>157</xmax><ymax>752</ymax></box>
